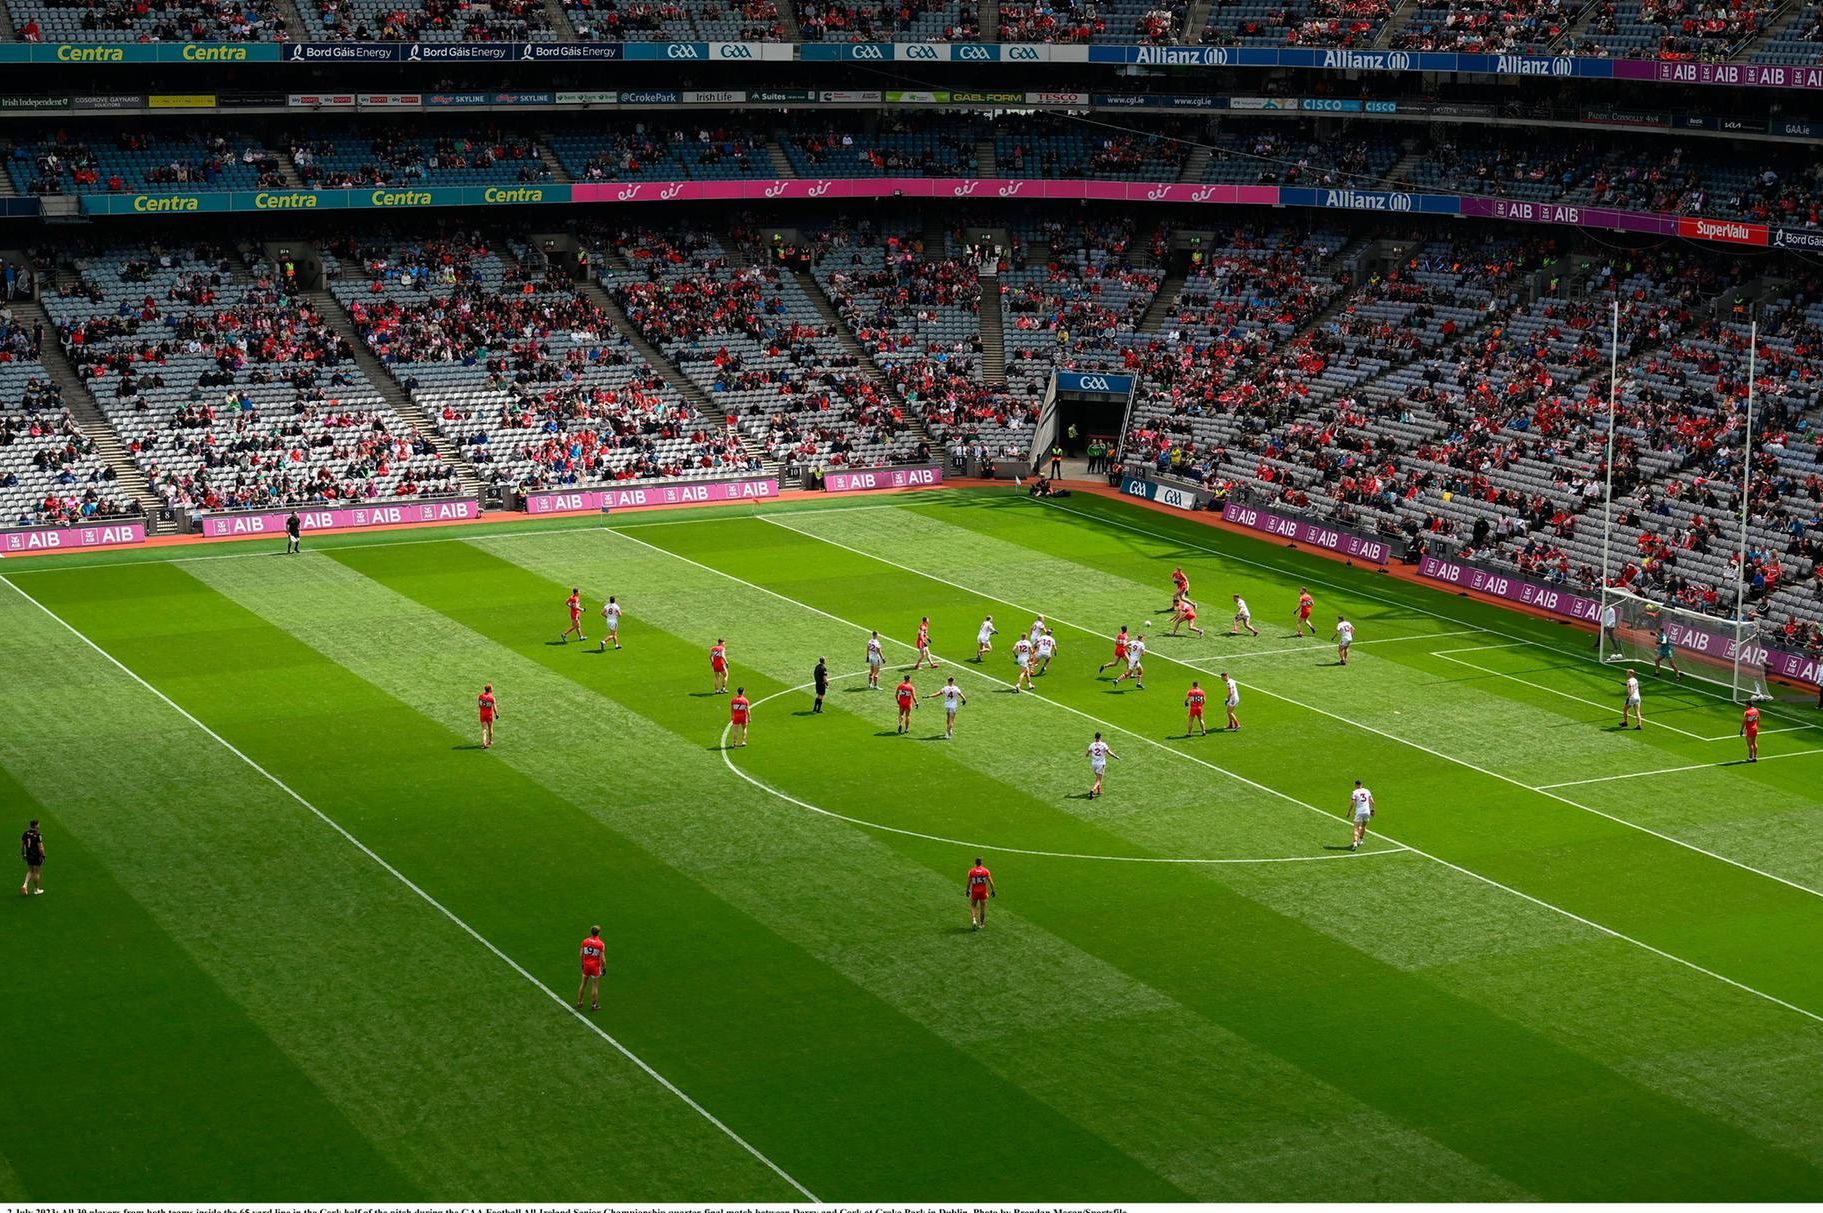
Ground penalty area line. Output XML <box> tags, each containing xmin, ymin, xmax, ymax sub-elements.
<box><xmin>0</xmin><ymin>573</ymin><xmax>821</xmax><ymax>1205</ymax></box>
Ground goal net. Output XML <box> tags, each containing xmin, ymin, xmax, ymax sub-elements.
<box><xmin>1598</xmin><ymin>588</ymin><xmax>1772</xmax><ymax>704</ymax></box>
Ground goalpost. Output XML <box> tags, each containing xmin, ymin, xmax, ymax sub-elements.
<box><xmin>1597</xmin><ymin>588</ymin><xmax>1772</xmax><ymax>704</ymax></box>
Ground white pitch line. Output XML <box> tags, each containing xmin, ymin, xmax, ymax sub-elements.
<box><xmin>1538</xmin><ymin>747</ymin><xmax>1823</xmax><ymax>789</ymax></box>
<box><xmin>1429</xmin><ymin>649</ymin><xmax>1716</xmax><ymax>741</ymax></box>
<box><xmin>0</xmin><ymin>573</ymin><xmax>821</xmax><ymax>1205</ymax></box>
<box><xmin>1173</xmin><ymin>628</ymin><xmax>1487</xmax><ymax>663</ymax></box>
<box><xmin>606</xmin><ymin>521</ymin><xmax>1395</xmax><ymax>851</ymax></box>
<box><xmin>757</xmin><ymin>514</ymin><xmax>1823</xmax><ymax>908</ymax></box>
<box><xmin>722</xmin><ymin>517</ymin><xmax>1823</xmax><ymax>1028</ymax></box>
<box><xmin>1034</xmin><ymin>497</ymin><xmax>1823</xmax><ymax>738</ymax></box>
<box><xmin>722</xmin><ymin>672</ymin><xmax>1410</xmax><ymax>865</ymax></box>
<box><xmin>0</xmin><ymin>501</ymin><xmax>911</xmax><ymax>575</ymax></box>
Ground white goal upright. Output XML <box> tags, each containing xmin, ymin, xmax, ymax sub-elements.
<box><xmin>1598</xmin><ymin>587</ymin><xmax>1771</xmax><ymax>704</ymax></box>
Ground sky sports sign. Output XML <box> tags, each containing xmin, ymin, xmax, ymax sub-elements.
<box><xmin>1221</xmin><ymin>502</ymin><xmax>1390</xmax><ymax>562</ymax></box>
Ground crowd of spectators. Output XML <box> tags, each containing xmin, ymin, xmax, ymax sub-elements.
<box><xmin>308</xmin><ymin>0</ymin><xmax>552</xmax><ymax>39</ymax></box>
<box><xmin>293</xmin><ymin>131</ymin><xmax>550</xmax><ymax>189</ymax></box>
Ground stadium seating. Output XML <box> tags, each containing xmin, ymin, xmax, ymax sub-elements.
<box><xmin>5</xmin><ymin>132</ymin><xmax>288</xmax><ymax>197</ymax></box>
<box><xmin>549</xmin><ymin>123</ymin><xmax>772</xmax><ymax>183</ymax></box>
<box><xmin>0</xmin><ymin>316</ymin><xmax>132</xmax><ymax>529</ymax></box>
<box><xmin>1387</xmin><ymin>0</ymin><xmax>1568</xmax><ymax>52</ymax></box>
<box><xmin>782</xmin><ymin>122</ymin><xmax>981</xmax><ymax>178</ymax></box>
<box><xmin>326</xmin><ymin>234</ymin><xmax>756</xmax><ymax>493</ymax></box>
<box><xmin>41</xmin><ymin>244</ymin><xmax>455</xmax><ymax>515</ymax></box>
<box><xmin>3</xmin><ymin>0</ymin><xmax>286</xmax><ymax>41</ymax></box>
<box><xmin>603</xmin><ymin>227</ymin><xmax>925</xmax><ymax>471</ymax></box>
<box><xmin>1200</xmin><ymin>0</ymin><xmax>1394</xmax><ymax>47</ymax></box>
<box><xmin>1000</xmin><ymin>218</ymin><xmax>1165</xmax><ymax>399</ymax></box>
<box><xmin>304</xmin><ymin>0</ymin><xmax>555</xmax><ymax>38</ymax></box>
<box><xmin>293</xmin><ymin>131</ymin><xmax>552</xmax><ymax>189</ymax></box>
<box><xmin>798</xmin><ymin>0</ymin><xmax>978</xmax><ymax>39</ymax></box>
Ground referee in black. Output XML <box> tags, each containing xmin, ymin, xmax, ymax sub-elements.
<box><xmin>812</xmin><ymin>657</ymin><xmax>829</xmax><ymax>714</ymax></box>
<box><xmin>285</xmin><ymin>510</ymin><xmax>302</xmax><ymax>555</ymax></box>
<box><xmin>20</xmin><ymin>819</ymin><xmax>44</xmax><ymax>897</ymax></box>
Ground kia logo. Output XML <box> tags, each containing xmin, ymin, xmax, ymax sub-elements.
<box><xmin>904</xmin><ymin>43</ymin><xmax>938</xmax><ymax>59</ymax></box>
<box><xmin>718</xmin><ymin>43</ymin><xmax>752</xmax><ymax>57</ymax></box>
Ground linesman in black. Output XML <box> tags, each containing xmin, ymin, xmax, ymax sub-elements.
<box><xmin>20</xmin><ymin>819</ymin><xmax>44</xmax><ymax>897</ymax></box>
<box><xmin>285</xmin><ymin>510</ymin><xmax>302</xmax><ymax>555</ymax></box>
<box><xmin>812</xmin><ymin>657</ymin><xmax>829</xmax><ymax>714</ymax></box>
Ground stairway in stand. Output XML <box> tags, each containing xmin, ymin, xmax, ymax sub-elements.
<box><xmin>536</xmin><ymin>140</ymin><xmax>573</xmax><ymax>183</ymax></box>
<box><xmin>766</xmin><ymin>139</ymin><xmax>797</xmax><ymax>179</ymax></box>
<box><xmin>789</xmin><ymin>264</ymin><xmax>942</xmax><ymax>456</ymax></box>
<box><xmin>977</xmin><ymin>262</ymin><xmax>1007</xmax><ymax>386</ymax></box>
<box><xmin>975</xmin><ymin>136</ymin><xmax>998</xmax><ymax>177</ymax></box>
<box><xmin>1178</xmin><ymin>144</ymin><xmax>1212</xmax><ymax>183</ymax></box>
<box><xmin>6</xmin><ymin>290</ymin><xmax>171</xmax><ymax>532</ymax></box>
<box><xmin>1178</xmin><ymin>0</ymin><xmax>1212</xmax><ymax>42</ymax></box>
<box><xmin>1137</xmin><ymin>269</ymin><xmax>1187</xmax><ymax>334</ymax></box>
<box><xmin>303</xmin><ymin>285</ymin><xmax>487</xmax><ymax>505</ymax></box>
<box><xmin>539</xmin><ymin>0</ymin><xmax>583</xmax><ymax>39</ymax></box>
<box><xmin>577</xmin><ymin>278</ymin><xmax>783</xmax><ymax>483</ymax></box>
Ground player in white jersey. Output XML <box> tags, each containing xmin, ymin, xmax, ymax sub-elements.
<box><xmin>1221</xmin><ymin>671</ymin><xmax>1240</xmax><ymax>731</ymax></box>
<box><xmin>925</xmin><ymin>676</ymin><xmax>968</xmax><ymax>738</ymax></box>
<box><xmin>1034</xmin><ymin>629</ymin><xmax>1057</xmax><ymax>675</ymax></box>
<box><xmin>1029</xmin><ymin>615</ymin><xmax>1047</xmax><ymax>646</ymax></box>
<box><xmin>1111</xmin><ymin>634</ymin><xmax>1146</xmax><ymax>690</ymax></box>
<box><xmin>1620</xmin><ymin>672</ymin><xmax>1643</xmax><ymax>730</ymax></box>
<box><xmin>596</xmin><ymin>596</ymin><xmax>622</xmax><ymax>652</ymax></box>
<box><xmin>974</xmin><ymin>615</ymin><xmax>998</xmax><ymax>663</ymax></box>
<box><xmin>1333</xmin><ymin>615</ymin><xmax>1355</xmax><ymax>666</ymax></box>
<box><xmin>1085</xmin><ymin>732</ymin><xmax>1120</xmax><ymax>799</ymax></box>
<box><xmin>1348</xmin><ymin>780</ymin><xmax>1375</xmax><ymax>851</ymax></box>
<box><xmin>1012</xmin><ymin>636</ymin><xmax>1034</xmax><ymax>691</ymax></box>
<box><xmin>1230</xmin><ymin>594</ymin><xmax>1260</xmax><ymax>637</ymax></box>
<box><xmin>865</xmin><ymin>630</ymin><xmax>885</xmax><ymax>689</ymax></box>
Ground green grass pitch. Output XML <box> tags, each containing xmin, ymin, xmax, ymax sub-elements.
<box><xmin>5</xmin><ymin>487</ymin><xmax>1823</xmax><ymax>1201</ymax></box>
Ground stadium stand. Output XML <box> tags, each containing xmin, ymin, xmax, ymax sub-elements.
<box><xmin>1199</xmin><ymin>0</ymin><xmax>1395</xmax><ymax>47</ymax></box>
<box><xmin>548</xmin><ymin>123</ymin><xmax>773</xmax><ymax>183</ymax></box>
<box><xmin>0</xmin><ymin>304</ymin><xmax>132</xmax><ymax>529</ymax></box>
<box><xmin>2</xmin><ymin>0</ymin><xmax>288</xmax><ymax>40</ymax></box>
<box><xmin>324</xmin><ymin>232</ymin><xmax>758</xmax><ymax>495</ymax></box>
<box><xmin>303</xmin><ymin>0</ymin><xmax>556</xmax><ymax>38</ymax></box>
<box><xmin>38</xmin><ymin>243</ymin><xmax>457</xmax><ymax>515</ymax></box>
<box><xmin>5</xmin><ymin>132</ymin><xmax>289</xmax><ymax>197</ymax></box>
<box><xmin>292</xmin><ymin>130</ymin><xmax>552</xmax><ymax>189</ymax></box>
<box><xmin>602</xmin><ymin>226</ymin><xmax>925</xmax><ymax>474</ymax></box>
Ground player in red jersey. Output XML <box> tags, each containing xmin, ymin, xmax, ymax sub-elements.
<box><xmin>1098</xmin><ymin>626</ymin><xmax>1130</xmax><ymax>675</ymax></box>
<box><xmin>911</xmin><ymin>616</ymin><xmax>938</xmax><ymax>670</ymax></box>
<box><xmin>1184</xmin><ymin>680</ymin><xmax>1208</xmax><ymax>737</ymax></box>
<box><xmin>1741</xmin><ymin>703</ymin><xmax>1761</xmax><ymax>762</ymax></box>
<box><xmin>576</xmin><ymin>925</ymin><xmax>606</xmax><ymax>1011</ymax></box>
<box><xmin>894</xmin><ymin>676</ymin><xmax>919</xmax><ymax>734</ymax></box>
<box><xmin>710</xmin><ymin>639</ymin><xmax>730</xmax><ymax>693</ymax></box>
<box><xmin>560</xmin><ymin>588</ymin><xmax>586</xmax><ymax>644</ymax></box>
<box><xmin>966</xmin><ymin>857</ymin><xmax>996</xmax><ymax>931</ymax></box>
<box><xmin>1293</xmin><ymin>587</ymin><xmax>1316</xmax><ymax>637</ymax></box>
<box><xmin>1169</xmin><ymin>599</ymin><xmax>1205</xmax><ymax>638</ymax></box>
<box><xmin>477</xmin><ymin>683</ymin><xmax>498</xmax><ymax>749</ymax></box>
<box><xmin>728</xmin><ymin>687</ymin><xmax>750</xmax><ymax>747</ymax></box>
<box><xmin>1170</xmin><ymin>566</ymin><xmax>1194</xmax><ymax>612</ymax></box>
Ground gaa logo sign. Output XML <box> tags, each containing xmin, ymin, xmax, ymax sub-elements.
<box><xmin>956</xmin><ymin>44</ymin><xmax>994</xmax><ymax>60</ymax></box>
<box><xmin>1078</xmin><ymin>375</ymin><xmax>1112</xmax><ymax>391</ymax></box>
<box><xmin>1007</xmin><ymin>45</ymin><xmax>1040</xmax><ymax>60</ymax></box>
<box><xmin>666</xmin><ymin>44</ymin><xmax>701</xmax><ymax>58</ymax></box>
<box><xmin>717</xmin><ymin>43</ymin><xmax>753</xmax><ymax>58</ymax></box>
<box><xmin>1387</xmin><ymin>193</ymin><xmax>1413</xmax><ymax>211</ymax></box>
<box><xmin>1552</xmin><ymin>56</ymin><xmax>1573</xmax><ymax>75</ymax></box>
<box><xmin>852</xmin><ymin>44</ymin><xmax>885</xmax><ymax>59</ymax></box>
<box><xmin>903</xmin><ymin>43</ymin><xmax>939</xmax><ymax>59</ymax></box>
